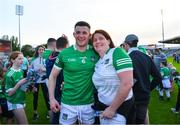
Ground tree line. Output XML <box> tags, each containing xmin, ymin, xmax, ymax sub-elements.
<box><xmin>1</xmin><ymin>35</ymin><xmax>46</xmax><ymax>57</ymax></box>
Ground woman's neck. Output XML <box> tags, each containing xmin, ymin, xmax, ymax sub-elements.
<box><xmin>99</xmin><ymin>47</ymin><xmax>110</xmax><ymax>58</ymax></box>
<box><xmin>12</xmin><ymin>65</ymin><xmax>20</xmax><ymax>70</ymax></box>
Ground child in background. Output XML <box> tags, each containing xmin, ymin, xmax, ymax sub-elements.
<box><xmin>171</xmin><ymin>71</ymin><xmax>180</xmax><ymax>113</ymax></box>
<box><xmin>4</xmin><ymin>51</ymin><xmax>28</xmax><ymax>124</ymax></box>
<box><xmin>168</xmin><ymin>63</ymin><xmax>176</xmax><ymax>92</ymax></box>
<box><xmin>159</xmin><ymin>61</ymin><xmax>171</xmax><ymax>100</ymax></box>
<box><xmin>0</xmin><ymin>66</ymin><xmax>14</xmax><ymax>124</ymax></box>
<box><xmin>30</xmin><ymin>45</ymin><xmax>50</xmax><ymax>120</ymax></box>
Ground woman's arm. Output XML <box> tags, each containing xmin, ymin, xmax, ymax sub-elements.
<box><xmin>101</xmin><ymin>70</ymin><xmax>133</xmax><ymax>119</ymax></box>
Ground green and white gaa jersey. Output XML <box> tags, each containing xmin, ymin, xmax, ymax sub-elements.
<box><xmin>92</xmin><ymin>48</ymin><xmax>133</xmax><ymax>105</ymax></box>
<box><xmin>5</xmin><ymin>68</ymin><xmax>25</xmax><ymax>104</ymax></box>
<box><xmin>160</xmin><ymin>67</ymin><xmax>170</xmax><ymax>79</ymax></box>
<box><xmin>54</xmin><ymin>45</ymin><xmax>99</xmax><ymax>105</ymax></box>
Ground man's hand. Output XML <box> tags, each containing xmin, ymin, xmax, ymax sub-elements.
<box><xmin>50</xmin><ymin>98</ymin><xmax>61</xmax><ymax>113</ymax></box>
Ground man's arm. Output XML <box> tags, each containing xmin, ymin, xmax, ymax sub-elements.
<box><xmin>150</xmin><ymin>59</ymin><xmax>163</xmax><ymax>90</ymax></box>
<box><xmin>48</xmin><ymin>67</ymin><xmax>61</xmax><ymax>112</ymax></box>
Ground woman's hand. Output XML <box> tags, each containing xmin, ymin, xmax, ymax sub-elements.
<box><xmin>101</xmin><ymin>106</ymin><xmax>116</xmax><ymax>119</ymax></box>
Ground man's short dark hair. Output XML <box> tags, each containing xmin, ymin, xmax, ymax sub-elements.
<box><xmin>74</xmin><ymin>21</ymin><xmax>91</xmax><ymax>29</ymax></box>
<box><xmin>47</xmin><ymin>38</ymin><xmax>56</xmax><ymax>45</ymax></box>
<box><xmin>126</xmin><ymin>40</ymin><xmax>138</xmax><ymax>47</ymax></box>
<box><xmin>56</xmin><ymin>37</ymin><xmax>68</xmax><ymax>49</ymax></box>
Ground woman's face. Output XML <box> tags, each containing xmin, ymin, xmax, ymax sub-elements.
<box><xmin>38</xmin><ymin>46</ymin><xmax>45</xmax><ymax>55</ymax></box>
<box><xmin>13</xmin><ymin>54</ymin><xmax>24</xmax><ymax>67</ymax></box>
<box><xmin>92</xmin><ymin>33</ymin><xmax>110</xmax><ymax>54</ymax></box>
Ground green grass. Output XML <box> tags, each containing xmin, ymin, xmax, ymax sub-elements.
<box><xmin>24</xmin><ymin>57</ymin><xmax>180</xmax><ymax>124</ymax></box>
<box><xmin>25</xmin><ymin>88</ymin><xmax>50</xmax><ymax>124</ymax></box>
<box><xmin>149</xmin><ymin>57</ymin><xmax>180</xmax><ymax>124</ymax></box>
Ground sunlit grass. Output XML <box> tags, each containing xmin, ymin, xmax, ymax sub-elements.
<box><xmin>149</xmin><ymin>57</ymin><xmax>180</xmax><ymax>124</ymax></box>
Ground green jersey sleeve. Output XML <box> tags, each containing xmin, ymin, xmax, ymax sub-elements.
<box><xmin>54</xmin><ymin>52</ymin><xmax>63</xmax><ymax>69</ymax></box>
<box><xmin>113</xmin><ymin>48</ymin><xmax>133</xmax><ymax>73</ymax></box>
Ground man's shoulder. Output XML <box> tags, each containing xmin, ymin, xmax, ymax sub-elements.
<box><xmin>130</xmin><ymin>50</ymin><xmax>151</xmax><ymax>60</ymax></box>
<box><xmin>130</xmin><ymin>50</ymin><xmax>147</xmax><ymax>56</ymax></box>
<box><xmin>60</xmin><ymin>45</ymin><xmax>74</xmax><ymax>54</ymax></box>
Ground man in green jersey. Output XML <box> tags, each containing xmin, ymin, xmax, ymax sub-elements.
<box><xmin>43</xmin><ymin>38</ymin><xmax>57</xmax><ymax>60</ymax></box>
<box><xmin>48</xmin><ymin>21</ymin><xmax>98</xmax><ymax>124</ymax></box>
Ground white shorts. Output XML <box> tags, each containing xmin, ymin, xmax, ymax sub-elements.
<box><xmin>100</xmin><ymin>113</ymin><xmax>126</xmax><ymax>125</ymax></box>
<box><xmin>162</xmin><ymin>79</ymin><xmax>171</xmax><ymax>88</ymax></box>
<box><xmin>60</xmin><ymin>103</ymin><xmax>95</xmax><ymax>125</ymax></box>
<box><xmin>7</xmin><ymin>101</ymin><xmax>25</xmax><ymax>111</ymax></box>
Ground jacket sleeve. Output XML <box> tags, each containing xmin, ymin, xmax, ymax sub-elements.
<box><xmin>150</xmin><ymin>59</ymin><xmax>163</xmax><ymax>90</ymax></box>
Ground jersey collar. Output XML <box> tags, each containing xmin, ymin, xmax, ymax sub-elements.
<box><xmin>128</xmin><ymin>47</ymin><xmax>139</xmax><ymax>54</ymax></box>
<box><xmin>10</xmin><ymin>67</ymin><xmax>21</xmax><ymax>72</ymax></box>
<box><xmin>73</xmin><ymin>44</ymin><xmax>90</xmax><ymax>51</ymax></box>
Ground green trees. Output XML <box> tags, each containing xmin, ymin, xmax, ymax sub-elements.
<box><xmin>1</xmin><ymin>35</ymin><xmax>20</xmax><ymax>51</ymax></box>
<box><xmin>21</xmin><ymin>44</ymin><xmax>34</xmax><ymax>57</ymax></box>
<box><xmin>1</xmin><ymin>35</ymin><xmax>35</xmax><ymax>57</ymax></box>
<box><xmin>10</xmin><ymin>36</ymin><xmax>20</xmax><ymax>51</ymax></box>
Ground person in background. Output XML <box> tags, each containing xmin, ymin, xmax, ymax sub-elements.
<box><xmin>122</xmin><ymin>34</ymin><xmax>162</xmax><ymax>124</ymax></box>
<box><xmin>48</xmin><ymin>21</ymin><xmax>99</xmax><ymax>125</ymax></box>
<box><xmin>30</xmin><ymin>45</ymin><xmax>51</xmax><ymax>120</ymax></box>
<box><xmin>153</xmin><ymin>48</ymin><xmax>167</xmax><ymax>72</ymax></box>
<box><xmin>0</xmin><ymin>57</ymin><xmax>3</xmax><ymax>68</ymax></box>
<box><xmin>46</xmin><ymin>36</ymin><xmax>69</xmax><ymax>124</ymax></box>
<box><xmin>3</xmin><ymin>56</ymin><xmax>11</xmax><ymax>72</ymax></box>
<box><xmin>171</xmin><ymin>71</ymin><xmax>180</xmax><ymax>113</ymax></box>
<box><xmin>168</xmin><ymin>63</ymin><xmax>176</xmax><ymax>92</ymax></box>
<box><xmin>21</xmin><ymin>56</ymin><xmax>29</xmax><ymax>77</ymax></box>
<box><xmin>43</xmin><ymin>38</ymin><xmax>57</xmax><ymax>60</ymax></box>
<box><xmin>4</xmin><ymin>51</ymin><xmax>28</xmax><ymax>124</ymax></box>
<box><xmin>0</xmin><ymin>65</ymin><xmax>14</xmax><ymax>124</ymax></box>
<box><xmin>159</xmin><ymin>61</ymin><xmax>171</xmax><ymax>101</ymax></box>
<box><xmin>92</xmin><ymin>29</ymin><xmax>134</xmax><ymax>125</ymax></box>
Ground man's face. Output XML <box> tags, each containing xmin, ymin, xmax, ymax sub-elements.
<box><xmin>73</xmin><ymin>26</ymin><xmax>91</xmax><ymax>48</ymax></box>
<box><xmin>51</xmin><ymin>41</ymin><xmax>57</xmax><ymax>50</ymax></box>
<box><xmin>48</xmin><ymin>41</ymin><xmax>57</xmax><ymax>50</ymax></box>
<box><xmin>123</xmin><ymin>43</ymin><xmax>129</xmax><ymax>52</ymax></box>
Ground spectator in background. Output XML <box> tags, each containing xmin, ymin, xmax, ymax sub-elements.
<box><xmin>153</xmin><ymin>48</ymin><xmax>167</xmax><ymax>71</ymax></box>
<box><xmin>171</xmin><ymin>71</ymin><xmax>180</xmax><ymax>113</ymax></box>
<box><xmin>3</xmin><ymin>56</ymin><xmax>10</xmax><ymax>72</ymax></box>
<box><xmin>173</xmin><ymin>53</ymin><xmax>177</xmax><ymax>63</ymax></box>
<box><xmin>168</xmin><ymin>63</ymin><xmax>176</xmax><ymax>92</ymax></box>
<box><xmin>153</xmin><ymin>48</ymin><xmax>167</xmax><ymax>91</ymax></box>
<box><xmin>177</xmin><ymin>53</ymin><xmax>180</xmax><ymax>63</ymax></box>
<box><xmin>159</xmin><ymin>61</ymin><xmax>171</xmax><ymax>101</ymax></box>
<box><xmin>21</xmin><ymin>57</ymin><xmax>29</xmax><ymax>77</ymax></box>
<box><xmin>0</xmin><ymin>64</ymin><xmax>14</xmax><ymax>124</ymax></box>
<box><xmin>30</xmin><ymin>45</ymin><xmax>51</xmax><ymax>120</ymax></box>
<box><xmin>122</xmin><ymin>34</ymin><xmax>162</xmax><ymax>124</ymax></box>
<box><xmin>43</xmin><ymin>38</ymin><xmax>57</xmax><ymax>60</ymax></box>
<box><xmin>0</xmin><ymin>57</ymin><xmax>3</xmax><ymax>68</ymax></box>
<box><xmin>46</xmin><ymin>36</ymin><xmax>69</xmax><ymax>124</ymax></box>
